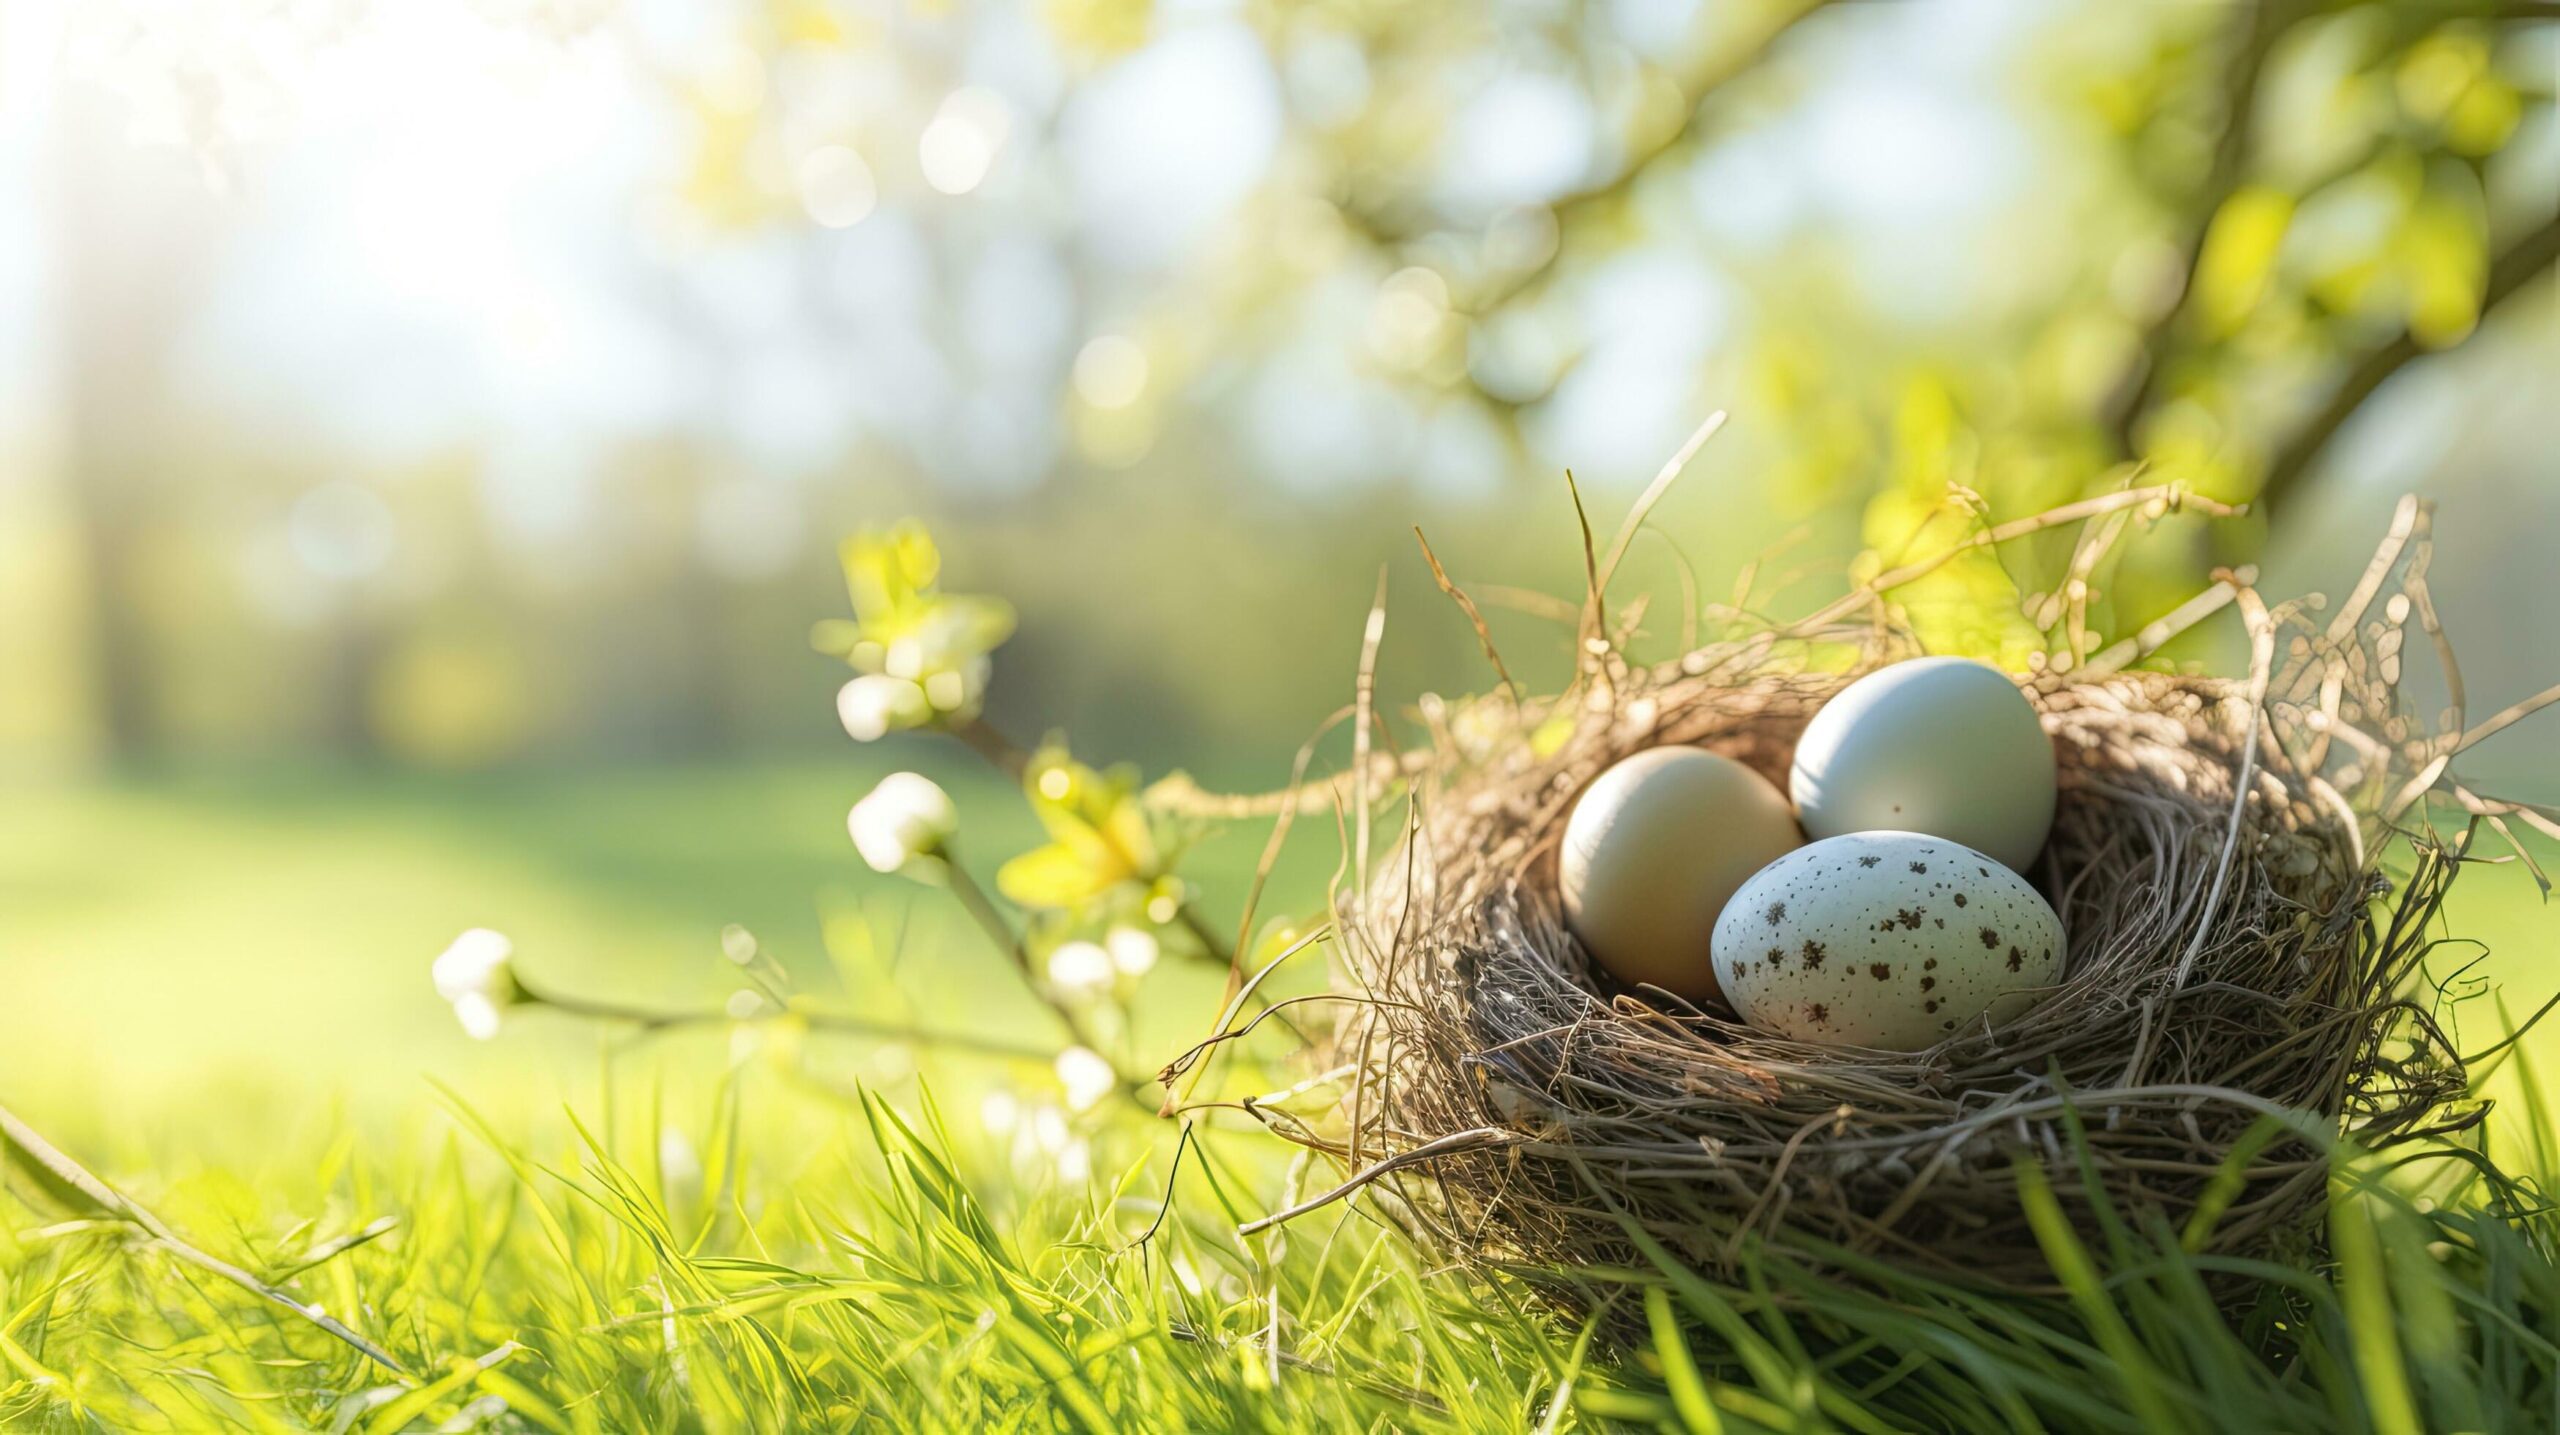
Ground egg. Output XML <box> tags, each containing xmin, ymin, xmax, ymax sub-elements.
<box><xmin>1560</xmin><ymin>746</ymin><xmax>1800</xmax><ymax>1003</ymax></box>
<box><xmin>1790</xmin><ymin>656</ymin><xmax>2057</xmax><ymax>873</ymax></box>
<box><xmin>1712</xmin><ymin>831</ymin><xmax>2065</xmax><ymax>1050</ymax></box>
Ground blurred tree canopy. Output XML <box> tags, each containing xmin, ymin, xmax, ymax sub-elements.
<box><xmin>2</xmin><ymin>0</ymin><xmax>2552</xmax><ymax>774</ymax></box>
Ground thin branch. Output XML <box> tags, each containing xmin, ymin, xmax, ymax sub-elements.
<box><xmin>951</xmin><ymin>715</ymin><xmax>1028</xmax><ymax>780</ymax></box>
<box><xmin>2103</xmin><ymin>0</ymin><xmax>2297</xmax><ymax>451</ymax></box>
<box><xmin>1159</xmin><ymin>926</ymin><xmax>1336</xmax><ymax>1104</ymax></box>
<box><xmin>1593</xmin><ymin>411</ymin><xmax>1727</xmax><ymax>600</ymax></box>
<box><xmin>1468</xmin><ymin>584</ymin><xmax>1584</xmax><ymax>624</ymax></box>
<box><xmin>1563</xmin><ymin>469</ymin><xmax>1604</xmax><ymax>667</ymax></box>
<box><xmin>2457</xmin><ymin>680</ymin><xmax>2560</xmax><ymax>755</ymax></box>
<box><xmin>1141</xmin><ymin>747</ymin><xmax>1435</xmax><ymax>820</ymax></box>
<box><xmin>1783</xmin><ymin>483</ymin><xmax>2247</xmax><ymax>637</ymax></box>
<box><xmin>1414</xmin><ymin>526</ymin><xmax>1519</xmax><ymax>701</ymax></box>
<box><xmin>2173</xmin><ymin>580</ymin><xmax>2276</xmax><ymax>989</ymax></box>
<box><xmin>2257</xmin><ymin>210</ymin><xmax>2560</xmax><ymax>516</ymax></box>
<box><xmin>2073</xmin><ymin>575</ymin><xmax>2242</xmax><ymax>679</ymax></box>
<box><xmin>1323</xmin><ymin>0</ymin><xmax>1840</xmax><ymax>409</ymax></box>
<box><xmin>517</xmin><ymin>979</ymin><xmax>1061</xmax><ymax>1064</ymax></box>
<box><xmin>1351</xmin><ymin>570</ymin><xmax>1389</xmax><ymax>905</ymax></box>
<box><xmin>1446</xmin><ymin>1</ymin><xmax>1845</xmax><ymax>315</ymax></box>
<box><xmin>1238</xmin><ymin>1127</ymin><xmax>1524</xmax><ymax>1236</ymax></box>
<box><xmin>941</xmin><ymin>855</ymin><xmax>1120</xmax><ymax>1065</ymax></box>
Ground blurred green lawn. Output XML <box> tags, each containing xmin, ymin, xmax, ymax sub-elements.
<box><xmin>0</xmin><ymin>759</ymin><xmax>1338</xmax><ymax>1148</ymax></box>
<box><xmin>4</xmin><ymin>761</ymin><xmax>2553</xmax><ymax>1148</ymax></box>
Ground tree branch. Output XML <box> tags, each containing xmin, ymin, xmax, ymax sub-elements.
<box><xmin>1340</xmin><ymin>0</ymin><xmax>1842</xmax><ymax>278</ymax></box>
<box><xmin>2256</xmin><ymin>208</ymin><xmax>2560</xmax><ymax>518</ymax></box>
<box><xmin>517</xmin><ymin>979</ymin><xmax>1062</xmax><ymax>1064</ymax></box>
<box><xmin>2102</xmin><ymin>0</ymin><xmax>2297</xmax><ymax>453</ymax></box>
<box><xmin>1470</xmin><ymin>0</ymin><xmax>1845</xmax><ymax>316</ymax></box>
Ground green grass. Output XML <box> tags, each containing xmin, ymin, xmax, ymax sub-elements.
<box><xmin>2</xmin><ymin>1060</ymin><xmax>2556</xmax><ymax>1431</ymax></box>
<box><xmin>3</xmin><ymin>765</ymin><xmax>2558</xmax><ymax>1431</ymax></box>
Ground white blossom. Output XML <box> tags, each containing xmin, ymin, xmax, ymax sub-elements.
<box><xmin>1106</xmin><ymin>925</ymin><xmax>1160</xmax><ymax>977</ymax></box>
<box><xmin>848</xmin><ymin>772</ymin><xmax>957</xmax><ymax>873</ymax></box>
<box><xmin>657</xmin><ymin>1126</ymin><xmax>703</xmax><ymax>1193</ymax></box>
<box><xmin>431</xmin><ymin>928</ymin><xmax>518</xmax><ymax>1040</ymax></box>
<box><xmin>1029</xmin><ymin>1103</ymin><xmax>1071</xmax><ymax>1153</ymax></box>
<box><xmin>1054</xmin><ymin>1045</ymin><xmax>1118</xmax><ymax>1112</ymax></box>
<box><xmin>836</xmin><ymin>674</ymin><xmax>931</xmax><ymax>742</ymax></box>
<box><xmin>1046</xmin><ymin>940</ymin><xmax>1115</xmax><ymax>998</ymax></box>
<box><xmin>1054</xmin><ymin>1137</ymin><xmax>1092</xmax><ymax>1183</ymax></box>
<box><xmin>1017</xmin><ymin>1100</ymin><xmax>1092</xmax><ymax>1183</ymax></box>
<box><xmin>979</xmin><ymin>1089</ymin><xmax>1021</xmax><ymax>1136</ymax></box>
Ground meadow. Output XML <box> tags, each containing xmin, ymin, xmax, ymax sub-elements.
<box><xmin>6</xmin><ymin>0</ymin><xmax>2555</xmax><ymax>1426</ymax></box>
<box><xmin>3</xmin><ymin>759</ymin><xmax>2556</xmax><ymax>1430</ymax></box>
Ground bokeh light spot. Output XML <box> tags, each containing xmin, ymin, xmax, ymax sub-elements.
<box><xmin>1072</xmin><ymin>334</ymin><xmax>1149</xmax><ymax>409</ymax></box>
<box><xmin>919</xmin><ymin>87</ymin><xmax>1010</xmax><ymax>195</ymax></box>
<box><xmin>797</xmin><ymin>145</ymin><xmax>876</xmax><ymax>228</ymax></box>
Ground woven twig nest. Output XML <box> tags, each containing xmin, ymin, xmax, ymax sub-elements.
<box><xmin>1239</xmin><ymin>489</ymin><xmax>2536</xmax><ymax>1296</ymax></box>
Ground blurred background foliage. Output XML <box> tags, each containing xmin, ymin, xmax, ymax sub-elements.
<box><xmin>0</xmin><ymin>0</ymin><xmax>2551</xmax><ymax>787</ymax></box>
<box><xmin>0</xmin><ymin>0</ymin><xmax>2554</xmax><ymax>1127</ymax></box>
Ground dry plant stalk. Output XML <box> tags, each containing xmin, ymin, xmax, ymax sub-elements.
<box><xmin>1213</xmin><ymin>480</ymin><xmax>2549</xmax><ymax>1297</ymax></box>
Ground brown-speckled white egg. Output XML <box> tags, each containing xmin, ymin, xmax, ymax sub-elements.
<box><xmin>1560</xmin><ymin>746</ymin><xmax>1800</xmax><ymax>1003</ymax></box>
<box><xmin>1712</xmin><ymin>831</ymin><xmax>2065</xmax><ymax>1050</ymax></box>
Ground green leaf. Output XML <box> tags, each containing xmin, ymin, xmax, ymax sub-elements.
<box><xmin>2015</xmin><ymin>1154</ymin><xmax>2184</xmax><ymax>1433</ymax></box>
<box><xmin>996</xmin><ymin>843</ymin><xmax>1120</xmax><ymax>908</ymax></box>
<box><xmin>2179</xmin><ymin>1114</ymin><xmax>2286</xmax><ymax>1253</ymax></box>
<box><xmin>841</xmin><ymin>521</ymin><xmax>941</xmax><ymax>622</ymax></box>
<box><xmin>1646</xmin><ymin>1285</ymin><xmax>1724</xmax><ymax>1435</ymax></box>
<box><xmin>2333</xmin><ymin>1176</ymin><xmax>2423</xmax><ymax>1435</ymax></box>
<box><xmin>929</xmin><ymin>594</ymin><xmax>1019</xmax><ymax>659</ymax></box>
<box><xmin>1528</xmin><ymin>712</ymin><xmax>1576</xmax><ymax>759</ymax></box>
<box><xmin>1003</xmin><ymin>745</ymin><xmax>1161</xmax><ymax>911</ymax></box>
<box><xmin>810</xmin><ymin>618</ymin><xmax>864</xmax><ymax>658</ymax></box>
<box><xmin>2400</xmin><ymin>176</ymin><xmax>2487</xmax><ymax>348</ymax></box>
<box><xmin>2194</xmin><ymin>185</ymin><xmax>2294</xmax><ymax>337</ymax></box>
<box><xmin>0</xmin><ymin>1105</ymin><xmax>125</xmax><ymax>1221</ymax></box>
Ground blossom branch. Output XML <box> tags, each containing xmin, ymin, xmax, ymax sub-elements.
<box><xmin>507</xmin><ymin>974</ymin><xmax>1061</xmax><ymax>1065</ymax></box>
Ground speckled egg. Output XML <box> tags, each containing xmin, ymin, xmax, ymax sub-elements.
<box><xmin>1712</xmin><ymin>831</ymin><xmax>2066</xmax><ymax>1050</ymax></box>
<box><xmin>1790</xmin><ymin>657</ymin><xmax>2057</xmax><ymax>874</ymax></box>
<box><xmin>1560</xmin><ymin>746</ymin><xmax>1801</xmax><ymax>1004</ymax></box>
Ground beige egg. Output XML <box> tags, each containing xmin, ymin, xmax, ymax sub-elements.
<box><xmin>1713</xmin><ymin>831</ymin><xmax>2066</xmax><ymax>1050</ymax></box>
<box><xmin>1560</xmin><ymin>746</ymin><xmax>1800</xmax><ymax>1003</ymax></box>
<box><xmin>1790</xmin><ymin>657</ymin><xmax>2057</xmax><ymax>874</ymax></box>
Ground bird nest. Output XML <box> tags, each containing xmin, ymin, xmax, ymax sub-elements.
<box><xmin>1224</xmin><ymin>487</ymin><xmax>2541</xmax><ymax>1295</ymax></box>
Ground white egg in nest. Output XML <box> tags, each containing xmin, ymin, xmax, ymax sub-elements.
<box><xmin>1559</xmin><ymin>746</ymin><xmax>1800</xmax><ymax>1004</ymax></box>
<box><xmin>1712</xmin><ymin>831</ymin><xmax>2065</xmax><ymax>1050</ymax></box>
<box><xmin>1790</xmin><ymin>657</ymin><xmax>2056</xmax><ymax>874</ymax></box>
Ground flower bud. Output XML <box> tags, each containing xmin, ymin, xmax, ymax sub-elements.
<box><xmin>848</xmin><ymin>772</ymin><xmax>958</xmax><ymax>873</ymax></box>
<box><xmin>837</xmin><ymin>675</ymin><xmax>931</xmax><ymax>742</ymax></box>
<box><xmin>432</xmin><ymin>928</ymin><xmax>520</xmax><ymax>1040</ymax></box>
<box><xmin>1054</xmin><ymin>1045</ymin><xmax>1118</xmax><ymax>1112</ymax></box>
<box><xmin>1046</xmin><ymin>940</ymin><xmax>1115</xmax><ymax>998</ymax></box>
